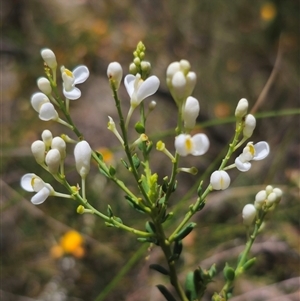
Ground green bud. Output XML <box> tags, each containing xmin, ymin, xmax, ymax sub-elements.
<box><xmin>223</xmin><ymin>263</ymin><xmax>235</xmax><ymax>281</ymax></box>
<box><xmin>242</xmin><ymin>257</ymin><xmax>256</xmax><ymax>272</ymax></box>
<box><xmin>77</xmin><ymin>205</ymin><xmax>85</xmax><ymax>214</ymax></box>
<box><xmin>134</xmin><ymin>121</ymin><xmax>145</xmax><ymax>134</ymax></box>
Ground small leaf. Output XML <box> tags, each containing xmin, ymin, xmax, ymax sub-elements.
<box><xmin>223</xmin><ymin>263</ymin><xmax>235</xmax><ymax>281</ymax></box>
<box><xmin>172</xmin><ymin>240</ymin><xmax>183</xmax><ymax>258</ymax></box>
<box><xmin>107</xmin><ymin>205</ymin><xmax>114</xmax><ymax>217</ymax></box>
<box><xmin>149</xmin><ymin>264</ymin><xmax>169</xmax><ymax>275</ymax></box>
<box><xmin>242</xmin><ymin>257</ymin><xmax>256</xmax><ymax>272</ymax></box>
<box><xmin>161</xmin><ymin>212</ymin><xmax>174</xmax><ymax>223</ymax></box>
<box><xmin>120</xmin><ymin>158</ymin><xmax>129</xmax><ymax>169</ymax></box>
<box><xmin>173</xmin><ymin>222</ymin><xmax>196</xmax><ymax>241</ymax></box>
<box><xmin>145</xmin><ymin>221</ymin><xmax>156</xmax><ymax>234</ymax></box>
<box><xmin>125</xmin><ymin>195</ymin><xmax>146</xmax><ymax>214</ymax></box>
<box><xmin>156</xmin><ymin>285</ymin><xmax>177</xmax><ymax>301</ymax></box>
<box><xmin>109</xmin><ymin>165</ymin><xmax>116</xmax><ymax>176</ymax></box>
<box><xmin>185</xmin><ymin>271</ymin><xmax>198</xmax><ymax>301</ymax></box>
<box><xmin>132</xmin><ymin>153</ymin><xmax>140</xmax><ymax>169</ymax></box>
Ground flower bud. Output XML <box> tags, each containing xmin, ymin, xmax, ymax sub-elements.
<box><xmin>266</xmin><ymin>192</ymin><xmax>277</xmax><ymax>206</ymax></box>
<box><xmin>31</xmin><ymin>140</ymin><xmax>46</xmax><ymax>164</ymax></box>
<box><xmin>265</xmin><ymin>185</ymin><xmax>273</xmax><ymax>194</ymax></box>
<box><xmin>107</xmin><ymin>62</ymin><xmax>123</xmax><ymax>89</ymax></box>
<box><xmin>235</xmin><ymin>98</ymin><xmax>248</xmax><ymax>118</ymax></box>
<box><xmin>45</xmin><ymin>148</ymin><xmax>61</xmax><ymax>174</ymax></box>
<box><xmin>210</xmin><ymin>170</ymin><xmax>231</xmax><ymax>190</ymax></box>
<box><xmin>242</xmin><ymin>204</ymin><xmax>256</xmax><ymax>226</ymax></box>
<box><xmin>273</xmin><ymin>188</ymin><xmax>283</xmax><ymax>203</ymax></box>
<box><xmin>148</xmin><ymin>100</ymin><xmax>157</xmax><ymax>111</ymax></box>
<box><xmin>37</xmin><ymin>77</ymin><xmax>52</xmax><ymax>95</ymax></box>
<box><xmin>41</xmin><ymin>48</ymin><xmax>57</xmax><ymax>69</ymax></box>
<box><xmin>41</xmin><ymin>130</ymin><xmax>53</xmax><ymax>148</ymax></box>
<box><xmin>74</xmin><ymin>141</ymin><xmax>92</xmax><ymax>179</ymax></box>
<box><xmin>243</xmin><ymin>114</ymin><xmax>256</xmax><ymax>138</ymax></box>
<box><xmin>183</xmin><ymin>96</ymin><xmax>200</xmax><ymax>130</ymax></box>
<box><xmin>51</xmin><ymin>137</ymin><xmax>66</xmax><ymax>159</ymax></box>
<box><xmin>254</xmin><ymin>190</ymin><xmax>267</xmax><ymax>209</ymax></box>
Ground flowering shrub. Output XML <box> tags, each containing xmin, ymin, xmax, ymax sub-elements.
<box><xmin>21</xmin><ymin>41</ymin><xmax>282</xmax><ymax>301</ymax></box>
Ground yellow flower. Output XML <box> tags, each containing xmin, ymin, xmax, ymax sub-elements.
<box><xmin>260</xmin><ymin>2</ymin><xmax>277</xmax><ymax>21</ymax></box>
<box><xmin>52</xmin><ymin>230</ymin><xmax>85</xmax><ymax>258</ymax></box>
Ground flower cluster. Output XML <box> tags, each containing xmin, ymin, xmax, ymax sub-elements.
<box><xmin>242</xmin><ymin>185</ymin><xmax>282</xmax><ymax>226</ymax></box>
<box><xmin>209</xmin><ymin>98</ymin><xmax>270</xmax><ymax>191</ymax></box>
<box><xmin>21</xmin><ymin>129</ymin><xmax>92</xmax><ymax>204</ymax></box>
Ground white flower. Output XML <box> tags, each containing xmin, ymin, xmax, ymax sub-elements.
<box><xmin>175</xmin><ymin>133</ymin><xmax>209</xmax><ymax>157</ymax></box>
<box><xmin>31</xmin><ymin>140</ymin><xmax>46</xmax><ymax>164</ymax></box>
<box><xmin>124</xmin><ymin>73</ymin><xmax>160</xmax><ymax>108</ymax></box>
<box><xmin>242</xmin><ymin>204</ymin><xmax>256</xmax><ymax>226</ymax></box>
<box><xmin>235</xmin><ymin>98</ymin><xmax>248</xmax><ymax>118</ymax></box>
<box><xmin>31</xmin><ymin>92</ymin><xmax>58</xmax><ymax>121</ymax></box>
<box><xmin>38</xmin><ymin>102</ymin><xmax>58</xmax><ymax>121</ymax></box>
<box><xmin>243</xmin><ymin>114</ymin><xmax>256</xmax><ymax>138</ymax></box>
<box><xmin>183</xmin><ymin>96</ymin><xmax>200</xmax><ymax>130</ymax></box>
<box><xmin>21</xmin><ymin>173</ymin><xmax>54</xmax><ymax>205</ymax></box>
<box><xmin>235</xmin><ymin>141</ymin><xmax>270</xmax><ymax>172</ymax></box>
<box><xmin>210</xmin><ymin>170</ymin><xmax>231</xmax><ymax>190</ymax></box>
<box><xmin>45</xmin><ymin>149</ymin><xmax>61</xmax><ymax>174</ymax></box>
<box><xmin>74</xmin><ymin>141</ymin><xmax>92</xmax><ymax>179</ymax></box>
<box><xmin>107</xmin><ymin>62</ymin><xmax>123</xmax><ymax>89</ymax></box>
<box><xmin>61</xmin><ymin>65</ymin><xmax>89</xmax><ymax>100</ymax></box>
<box><xmin>41</xmin><ymin>48</ymin><xmax>57</xmax><ymax>69</ymax></box>
<box><xmin>31</xmin><ymin>92</ymin><xmax>50</xmax><ymax>112</ymax></box>
<box><xmin>37</xmin><ymin>77</ymin><xmax>52</xmax><ymax>95</ymax></box>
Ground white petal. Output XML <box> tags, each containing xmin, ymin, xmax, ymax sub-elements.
<box><xmin>191</xmin><ymin>134</ymin><xmax>209</xmax><ymax>156</ymax></box>
<box><xmin>63</xmin><ymin>87</ymin><xmax>81</xmax><ymax>100</ymax></box>
<box><xmin>21</xmin><ymin>173</ymin><xmax>37</xmax><ymax>192</ymax></box>
<box><xmin>124</xmin><ymin>74</ymin><xmax>135</xmax><ymax>97</ymax></box>
<box><xmin>253</xmin><ymin>141</ymin><xmax>270</xmax><ymax>161</ymax></box>
<box><xmin>235</xmin><ymin>157</ymin><xmax>251</xmax><ymax>172</ymax></box>
<box><xmin>73</xmin><ymin>65</ymin><xmax>90</xmax><ymax>84</ymax></box>
<box><xmin>136</xmin><ymin>76</ymin><xmax>160</xmax><ymax>103</ymax></box>
<box><xmin>166</xmin><ymin>62</ymin><xmax>180</xmax><ymax>79</ymax></box>
<box><xmin>175</xmin><ymin>134</ymin><xmax>190</xmax><ymax>156</ymax></box>
<box><xmin>210</xmin><ymin>170</ymin><xmax>231</xmax><ymax>190</ymax></box>
<box><xmin>39</xmin><ymin>103</ymin><xmax>58</xmax><ymax>121</ymax></box>
<box><xmin>31</xmin><ymin>92</ymin><xmax>50</xmax><ymax>112</ymax></box>
<box><xmin>31</xmin><ymin>187</ymin><xmax>50</xmax><ymax>205</ymax></box>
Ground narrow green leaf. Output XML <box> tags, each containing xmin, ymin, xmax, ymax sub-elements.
<box><xmin>156</xmin><ymin>285</ymin><xmax>177</xmax><ymax>301</ymax></box>
<box><xmin>173</xmin><ymin>222</ymin><xmax>196</xmax><ymax>241</ymax></box>
<box><xmin>149</xmin><ymin>264</ymin><xmax>169</xmax><ymax>275</ymax></box>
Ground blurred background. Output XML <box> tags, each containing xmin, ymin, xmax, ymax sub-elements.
<box><xmin>1</xmin><ymin>0</ymin><xmax>299</xmax><ymax>300</ymax></box>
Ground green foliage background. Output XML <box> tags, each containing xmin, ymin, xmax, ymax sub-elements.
<box><xmin>1</xmin><ymin>0</ymin><xmax>299</xmax><ymax>300</ymax></box>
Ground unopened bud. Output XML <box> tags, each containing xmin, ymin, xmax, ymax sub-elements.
<box><xmin>235</xmin><ymin>98</ymin><xmax>248</xmax><ymax>118</ymax></box>
<box><xmin>107</xmin><ymin>62</ymin><xmax>123</xmax><ymax>90</ymax></box>
<box><xmin>41</xmin><ymin>48</ymin><xmax>57</xmax><ymax>69</ymax></box>
<box><xmin>242</xmin><ymin>204</ymin><xmax>256</xmax><ymax>226</ymax></box>
<box><xmin>31</xmin><ymin>140</ymin><xmax>46</xmax><ymax>164</ymax></box>
<box><xmin>37</xmin><ymin>77</ymin><xmax>52</xmax><ymax>95</ymax></box>
<box><xmin>243</xmin><ymin>114</ymin><xmax>256</xmax><ymax>138</ymax></box>
<box><xmin>45</xmin><ymin>148</ymin><xmax>61</xmax><ymax>174</ymax></box>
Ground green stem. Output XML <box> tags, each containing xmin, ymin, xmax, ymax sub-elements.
<box><xmin>94</xmin><ymin>244</ymin><xmax>149</xmax><ymax>301</ymax></box>
<box><xmin>154</xmin><ymin>216</ymin><xmax>189</xmax><ymax>301</ymax></box>
<box><xmin>218</xmin><ymin>211</ymin><xmax>267</xmax><ymax>300</ymax></box>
